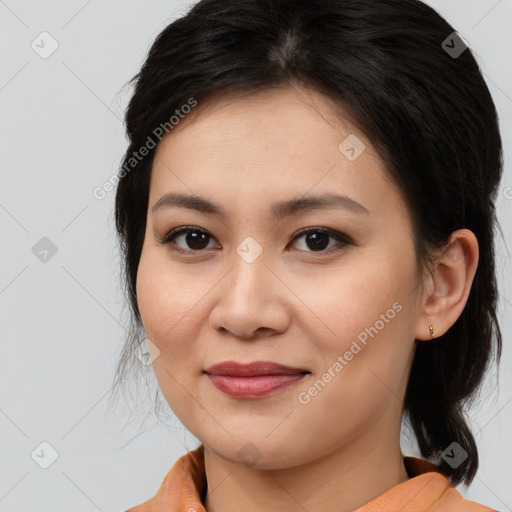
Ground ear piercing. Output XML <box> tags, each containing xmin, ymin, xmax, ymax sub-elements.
<box><xmin>428</xmin><ymin>324</ymin><xmax>434</xmax><ymax>338</ymax></box>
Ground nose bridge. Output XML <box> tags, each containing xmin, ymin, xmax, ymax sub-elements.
<box><xmin>226</xmin><ymin>240</ymin><xmax>270</xmax><ymax>304</ymax></box>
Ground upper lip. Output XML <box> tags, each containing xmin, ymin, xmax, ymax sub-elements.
<box><xmin>204</xmin><ymin>361</ymin><xmax>309</xmax><ymax>377</ymax></box>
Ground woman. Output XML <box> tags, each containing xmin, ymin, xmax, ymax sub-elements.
<box><xmin>113</xmin><ymin>0</ymin><xmax>504</xmax><ymax>510</ymax></box>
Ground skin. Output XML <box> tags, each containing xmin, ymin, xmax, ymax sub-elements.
<box><xmin>136</xmin><ymin>84</ymin><xmax>479</xmax><ymax>512</ymax></box>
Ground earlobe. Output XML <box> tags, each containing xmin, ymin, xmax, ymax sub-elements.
<box><xmin>414</xmin><ymin>229</ymin><xmax>479</xmax><ymax>341</ymax></box>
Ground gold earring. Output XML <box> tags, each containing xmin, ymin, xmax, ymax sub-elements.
<box><xmin>428</xmin><ymin>324</ymin><xmax>434</xmax><ymax>338</ymax></box>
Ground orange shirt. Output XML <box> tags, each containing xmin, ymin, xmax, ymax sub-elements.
<box><xmin>125</xmin><ymin>444</ymin><xmax>496</xmax><ymax>511</ymax></box>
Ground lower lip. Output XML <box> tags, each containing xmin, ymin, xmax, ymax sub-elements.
<box><xmin>206</xmin><ymin>373</ymin><xmax>308</xmax><ymax>398</ymax></box>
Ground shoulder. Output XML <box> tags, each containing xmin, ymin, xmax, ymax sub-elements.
<box><xmin>357</xmin><ymin>457</ymin><xmax>498</xmax><ymax>511</ymax></box>
<box><xmin>429</xmin><ymin>486</ymin><xmax>498</xmax><ymax>511</ymax></box>
<box><xmin>404</xmin><ymin>457</ymin><xmax>497</xmax><ymax>511</ymax></box>
<box><xmin>124</xmin><ymin>446</ymin><xmax>207</xmax><ymax>512</ymax></box>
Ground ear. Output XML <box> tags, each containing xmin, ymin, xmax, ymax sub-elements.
<box><xmin>414</xmin><ymin>229</ymin><xmax>479</xmax><ymax>341</ymax></box>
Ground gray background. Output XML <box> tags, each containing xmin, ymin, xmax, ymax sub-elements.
<box><xmin>0</xmin><ymin>1</ymin><xmax>511</xmax><ymax>511</ymax></box>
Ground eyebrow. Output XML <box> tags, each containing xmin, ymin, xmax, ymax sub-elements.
<box><xmin>152</xmin><ymin>192</ymin><xmax>370</xmax><ymax>219</ymax></box>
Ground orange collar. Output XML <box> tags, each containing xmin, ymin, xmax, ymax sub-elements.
<box><xmin>125</xmin><ymin>444</ymin><xmax>495</xmax><ymax>511</ymax></box>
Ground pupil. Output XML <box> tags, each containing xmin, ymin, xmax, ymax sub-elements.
<box><xmin>187</xmin><ymin>231</ymin><xmax>209</xmax><ymax>250</ymax></box>
<box><xmin>307</xmin><ymin>232</ymin><xmax>329</xmax><ymax>251</ymax></box>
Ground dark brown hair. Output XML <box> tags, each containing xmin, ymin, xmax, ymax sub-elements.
<box><xmin>110</xmin><ymin>0</ymin><xmax>504</xmax><ymax>485</ymax></box>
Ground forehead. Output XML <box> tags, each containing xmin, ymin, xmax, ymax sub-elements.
<box><xmin>148</xmin><ymin>86</ymin><xmax>400</xmax><ymax>218</ymax></box>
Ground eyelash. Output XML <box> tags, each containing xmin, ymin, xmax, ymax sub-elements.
<box><xmin>157</xmin><ymin>225</ymin><xmax>353</xmax><ymax>257</ymax></box>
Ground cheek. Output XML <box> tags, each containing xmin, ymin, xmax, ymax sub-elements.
<box><xmin>295</xmin><ymin>256</ymin><xmax>409</xmax><ymax>338</ymax></box>
<box><xmin>295</xmin><ymin>247</ymin><xmax>418</xmax><ymax>388</ymax></box>
<box><xmin>137</xmin><ymin>247</ymin><xmax>187</xmax><ymax>332</ymax></box>
<box><xmin>136</xmin><ymin>250</ymin><xmax>202</xmax><ymax>412</ymax></box>
<box><xmin>136</xmin><ymin>248</ymin><xmax>211</xmax><ymax>366</ymax></box>
<box><xmin>136</xmin><ymin>251</ymin><xmax>166</xmax><ymax>337</ymax></box>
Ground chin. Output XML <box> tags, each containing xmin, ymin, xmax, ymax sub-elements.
<box><xmin>202</xmin><ymin>433</ymin><xmax>311</xmax><ymax>470</ymax></box>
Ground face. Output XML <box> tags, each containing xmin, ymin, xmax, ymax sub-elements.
<box><xmin>136</xmin><ymin>85</ymin><xmax>424</xmax><ymax>469</ymax></box>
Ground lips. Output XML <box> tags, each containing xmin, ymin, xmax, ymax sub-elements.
<box><xmin>204</xmin><ymin>361</ymin><xmax>310</xmax><ymax>398</ymax></box>
<box><xmin>204</xmin><ymin>361</ymin><xmax>309</xmax><ymax>377</ymax></box>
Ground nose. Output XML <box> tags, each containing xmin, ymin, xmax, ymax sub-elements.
<box><xmin>208</xmin><ymin>251</ymin><xmax>290</xmax><ymax>340</ymax></box>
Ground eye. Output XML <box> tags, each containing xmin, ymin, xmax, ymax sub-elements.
<box><xmin>157</xmin><ymin>225</ymin><xmax>219</xmax><ymax>253</ymax></box>
<box><xmin>288</xmin><ymin>227</ymin><xmax>352</xmax><ymax>255</ymax></box>
<box><xmin>157</xmin><ymin>226</ymin><xmax>352</xmax><ymax>256</ymax></box>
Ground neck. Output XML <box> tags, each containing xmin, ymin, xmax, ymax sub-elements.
<box><xmin>203</xmin><ymin>422</ymin><xmax>410</xmax><ymax>512</ymax></box>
